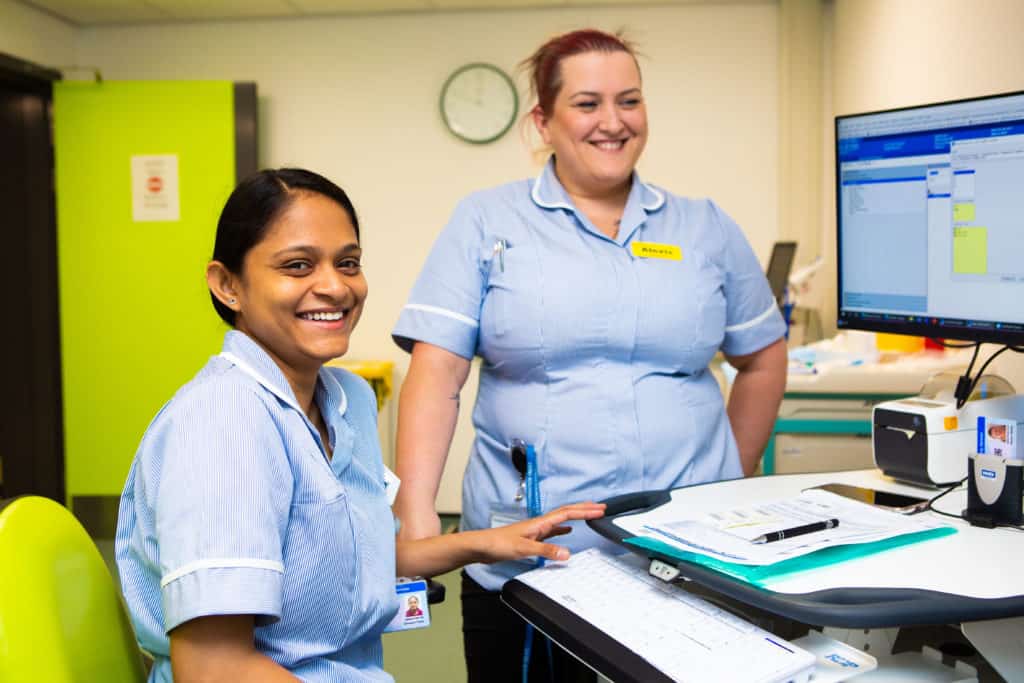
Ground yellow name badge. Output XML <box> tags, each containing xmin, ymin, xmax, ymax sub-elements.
<box><xmin>631</xmin><ymin>241</ymin><xmax>682</xmax><ymax>261</ymax></box>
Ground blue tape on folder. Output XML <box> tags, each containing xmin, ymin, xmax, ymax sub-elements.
<box><xmin>625</xmin><ymin>527</ymin><xmax>958</xmax><ymax>587</ymax></box>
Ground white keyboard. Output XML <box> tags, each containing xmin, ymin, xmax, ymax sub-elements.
<box><xmin>516</xmin><ymin>549</ymin><xmax>815</xmax><ymax>683</ymax></box>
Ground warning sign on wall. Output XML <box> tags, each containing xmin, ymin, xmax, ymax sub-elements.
<box><xmin>131</xmin><ymin>154</ymin><xmax>180</xmax><ymax>222</ymax></box>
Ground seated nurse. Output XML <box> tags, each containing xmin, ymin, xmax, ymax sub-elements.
<box><xmin>391</xmin><ymin>29</ymin><xmax>788</xmax><ymax>681</ymax></box>
<box><xmin>115</xmin><ymin>168</ymin><xmax>604</xmax><ymax>682</ymax></box>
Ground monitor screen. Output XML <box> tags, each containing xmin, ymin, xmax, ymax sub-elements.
<box><xmin>835</xmin><ymin>91</ymin><xmax>1024</xmax><ymax>345</ymax></box>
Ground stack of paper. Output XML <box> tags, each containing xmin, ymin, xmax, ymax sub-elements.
<box><xmin>516</xmin><ymin>549</ymin><xmax>816</xmax><ymax>683</ymax></box>
<box><xmin>615</xmin><ymin>489</ymin><xmax>956</xmax><ymax>585</ymax></box>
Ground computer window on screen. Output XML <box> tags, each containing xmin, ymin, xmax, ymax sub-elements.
<box><xmin>836</xmin><ymin>92</ymin><xmax>1024</xmax><ymax>338</ymax></box>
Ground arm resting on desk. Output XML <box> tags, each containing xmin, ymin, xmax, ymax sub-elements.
<box><xmin>725</xmin><ymin>338</ymin><xmax>787</xmax><ymax>476</ymax></box>
<box><xmin>396</xmin><ymin>503</ymin><xmax>606</xmax><ymax>577</ymax></box>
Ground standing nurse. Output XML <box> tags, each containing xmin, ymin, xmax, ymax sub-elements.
<box><xmin>392</xmin><ymin>29</ymin><xmax>787</xmax><ymax>681</ymax></box>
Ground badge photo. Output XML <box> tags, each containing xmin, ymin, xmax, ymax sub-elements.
<box><xmin>383</xmin><ymin>578</ymin><xmax>431</xmax><ymax>632</ymax></box>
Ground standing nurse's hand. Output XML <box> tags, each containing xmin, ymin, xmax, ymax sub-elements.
<box><xmin>475</xmin><ymin>502</ymin><xmax>607</xmax><ymax>564</ymax></box>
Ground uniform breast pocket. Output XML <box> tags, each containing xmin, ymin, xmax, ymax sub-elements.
<box><xmin>291</xmin><ymin>450</ymin><xmax>347</xmax><ymax>505</ymax></box>
<box><xmin>479</xmin><ymin>245</ymin><xmax>542</xmax><ymax>353</ymax></box>
<box><xmin>285</xmin><ymin>491</ymin><xmax>361</xmax><ymax>637</ymax></box>
<box><xmin>636</xmin><ymin>249</ymin><xmax>725</xmax><ymax>359</ymax></box>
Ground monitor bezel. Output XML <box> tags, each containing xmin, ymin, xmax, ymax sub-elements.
<box><xmin>834</xmin><ymin>89</ymin><xmax>1024</xmax><ymax>347</ymax></box>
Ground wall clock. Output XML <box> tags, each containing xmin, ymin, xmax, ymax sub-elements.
<box><xmin>440</xmin><ymin>63</ymin><xmax>518</xmax><ymax>144</ymax></box>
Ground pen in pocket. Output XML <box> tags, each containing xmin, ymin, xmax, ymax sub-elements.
<box><xmin>492</xmin><ymin>239</ymin><xmax>509</xmax><ymax>272</ymax></box>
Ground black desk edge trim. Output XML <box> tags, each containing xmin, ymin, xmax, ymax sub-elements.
<box><xmin>588</xmin><ymin>485</ymin><xmax>1024</xmax><ymax>628</ymax></box>
<box><xmin>502</xmin><ymin>580</ymin><xmax>674</xmax><ymax>683</ymax></box>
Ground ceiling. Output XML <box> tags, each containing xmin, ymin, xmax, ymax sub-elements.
<box><xmin>19</xmin><ymin>0</ymin><xmax>717</xmax><ymax>27</ymax></box>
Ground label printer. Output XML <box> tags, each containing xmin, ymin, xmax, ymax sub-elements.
<box><xmin>873</xmin><ymin>373</ymin><xmax>1024</xmax><ymax>487</ymax></box>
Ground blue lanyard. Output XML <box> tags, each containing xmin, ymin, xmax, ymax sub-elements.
<box><xmin>524</xmin><ymin>443</ymin><xmax>541</xmax><ymax>520</ymax></box>
<box><xmin>515</xmin><ymin>441</ymin><xmax>553</xmax><ymax>682</ymax></box>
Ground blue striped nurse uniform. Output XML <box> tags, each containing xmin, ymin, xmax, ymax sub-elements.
<box><xmin>116</xmin><ymin>330</ymin><xmax>399</xmax><ymax>682</ymax></box>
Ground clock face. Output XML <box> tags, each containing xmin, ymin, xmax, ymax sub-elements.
<box><xmin>440</xmin><ymin>63</ymin><xmax>519</xmax><ymax>144</ymax></box>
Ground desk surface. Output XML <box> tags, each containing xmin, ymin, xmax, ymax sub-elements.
<box><xmin>503</xmin><ymin>470</ymin><xmax>1024</xmax><ymax>682</ymax></box>
<box><xmin>785</xmin><ymin>351</ymin><xmax>970</xmax><ymax>395</ymax></box>
<box><xmin>589</xmin><ymin>469</ymin><xmax>1024</xmax><ymax>627</ymax></box>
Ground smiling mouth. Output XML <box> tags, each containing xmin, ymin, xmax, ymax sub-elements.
<box><xmin>298</xmin><ymin>310</ymin><xmax>346</xmax><ymax>322</ymax></box>
<box><xmin>590</xmin><ymin>139</ymin><xmax>627</xmax><ymax>151</ymax></box>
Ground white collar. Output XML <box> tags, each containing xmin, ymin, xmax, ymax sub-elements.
<box><xmin>529</xmin><ymin>156</ymin><xmax>666</xmax><ymax>213</ymax></box>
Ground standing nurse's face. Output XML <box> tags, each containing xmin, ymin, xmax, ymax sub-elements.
<box><xmin>534</xmin><ymin>50</ymin><xmax>648</xmax><ymax>196</ymax></box>
<box><xmin>231</xmin><ymin>192</ymin><xmax>367</xmax><ymax>376</ymax></box>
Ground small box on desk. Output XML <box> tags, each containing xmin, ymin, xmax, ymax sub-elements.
<box><xmin>965</xmin><ymin>453</ymin><xmax>1023</xmax><ymax>527</ymax></box>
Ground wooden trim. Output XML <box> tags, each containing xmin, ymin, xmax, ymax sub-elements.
<box><xmin>0</xmin><ymin>54</ymin><xmax>64</xmax><ymax>502</ymax></box>
<box><xmin>233</xmin><ymin>82</ymin><xmax>258</xmax><ymax>182</ymax></box>
<box><xmin>0</xmin><ymin>52</ymin><xmax>61</xmax><ymax>93</ymax></box>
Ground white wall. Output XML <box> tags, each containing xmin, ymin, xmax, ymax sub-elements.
<box><xmin>828</xmin><ymin>0</ymin><xmax>1024</xmax><ymax>389</ymax></box>
<box><xmin>832</xmin><ymin>0</ymin><xmax>1024</xmax><ymax>116</ymax></box>
<box><xmin>12</xmin><ymin>0</ymin><xmax>1023</xmax><ymax>509</ymax></box>
<box><xmin>76</xmin><ymin>2</ymin><xmax>780</xmax><ymax>511</ymax></box>
<box><xmin>0</xmin><ymin>0</ymin><xmax>75</xmax><ymax>66</ymax></box>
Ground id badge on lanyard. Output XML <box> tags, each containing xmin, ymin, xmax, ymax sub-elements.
<box><xmin>383</xmin><ymin>577</ymin><xmax>431</xmax><ymax>632</ymax></box>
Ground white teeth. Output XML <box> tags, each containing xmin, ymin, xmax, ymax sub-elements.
<box><xmin>302</xmin><ymin>311</ymin><xmax>344</xmax><ymax>321</ymax></box>
<box><xmin>594</xmin><ymin>140</ymin><xmax>624</xmax><ymax>151</ymax></box>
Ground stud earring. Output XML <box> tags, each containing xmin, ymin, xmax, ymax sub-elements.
<box><xmin>229</xmin><ymin>298</ymin><xmax>236</xmax><ymax>305</ymax></box>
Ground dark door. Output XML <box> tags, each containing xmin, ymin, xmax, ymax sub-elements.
<box><xmin>0</xmin><ymin>53</ymin><xmax>63</xmax><ymax>501</ymax></box>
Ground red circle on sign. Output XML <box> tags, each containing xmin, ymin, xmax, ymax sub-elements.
<box><xmin>147</xmin><ymin>176</ymin><xmax>163</xmax><ymax>193</ymax></box>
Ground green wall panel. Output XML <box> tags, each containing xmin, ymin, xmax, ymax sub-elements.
<box><xmin>54</xmin><ymin>81</ymin><xmax>237</xmax><ymax>502</ymax></box>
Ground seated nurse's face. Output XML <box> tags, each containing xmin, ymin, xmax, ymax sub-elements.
<box><xmin>232</xmin><ymin>192</ymin><xmax>366</xmax><ymax>372</ymax></box>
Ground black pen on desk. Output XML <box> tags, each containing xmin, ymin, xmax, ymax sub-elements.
<box><xmin>751</xmin><ymin>518</ymin><xmax>839</xmax><ymax>544</ymax></box>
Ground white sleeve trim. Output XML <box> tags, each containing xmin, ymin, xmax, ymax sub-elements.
<box><xmin>403</xmin><ymin>303</ymin><xmax>479</xmax><ymax>328</ymax></box>
<box><xmin>161</xmin><ymin>558</ymin><xmax>285</xmax><ymax>588</ymax></box>
<box><xmin>724</xmin><ymin>302</ymin><xmax>778</xmax><ymax>333</ymax></box>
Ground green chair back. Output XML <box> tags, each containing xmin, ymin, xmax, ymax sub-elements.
<box><xmin>0</xmin><ymin>496</ymin><xmax>146</xmax><ymax>683</ymax></box>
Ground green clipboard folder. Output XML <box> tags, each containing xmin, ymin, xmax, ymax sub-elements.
<box><xmin>586</xmin><ymin>487</ymin><xmax>1002</xmax><ymax>628</ymax></box>
<box><xmin>625</xmin><ymin>527</ymin><xmax>956</xmax><ymax>588</ymax></box>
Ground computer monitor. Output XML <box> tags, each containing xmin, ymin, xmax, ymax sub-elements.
<box><xmin>835</xmin><ymin>91</ymin><xmax>1024</xmax><ymax>346</ymax></box>
<box><xmin>766</xmin><ymin>241</ymin><xmax>797</xmax><ymax>306</ymax></box>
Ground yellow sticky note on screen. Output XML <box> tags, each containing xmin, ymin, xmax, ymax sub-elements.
<box><xmin>953</xmin><ymin>203</ymin><xmax>976</xmax><ymax>222</ymax></box>
<box><xmin>631</xmin><ymin>242</ymin><xmax>682</xmax><ymax>260</ymax></box>
<box><xmin>953</xmin><ymin>226</ymin><xmax>987</xmax><ymax>274</ymax></box>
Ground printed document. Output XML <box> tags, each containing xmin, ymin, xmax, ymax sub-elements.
<box><xmin>516</xmin><ymin>549</ymin><xmax>815</xmax><ymax>683</ymax></box>
<box><xmin>614</xmin><ymin>489</ymin><xmax>949</xmax><ymax>566</ymax></box>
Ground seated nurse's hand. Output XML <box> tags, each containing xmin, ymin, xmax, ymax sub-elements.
<box><xmin>475</xmin><ymin>502</ymin><xmax>606</xmax><ymax>564</ymax></box>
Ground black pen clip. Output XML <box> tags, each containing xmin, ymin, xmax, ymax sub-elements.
<box><xmin>510</xmin><ymin>438</ymin><xmax>528</xmax><ymax>478</ymax></box>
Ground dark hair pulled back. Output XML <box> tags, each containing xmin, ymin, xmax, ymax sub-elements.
<box><xmin>210</xmin><ymin>168</ymin><xmax>360</xmax><ymax>326</ymax></box>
